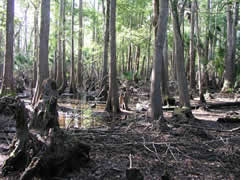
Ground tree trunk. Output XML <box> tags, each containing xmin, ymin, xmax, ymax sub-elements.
<box><xmin>56</xmin><ymin>0</ymin><xmax>64</xmax><ymax>88</ymax></box>
<box><xmin>32</xmin><ymin>0</ymin><xmax>50</xmax><ymax>106</ymax></box>
<box><xmin>135</xmin><ymin>45</ymin><xmax>141</xmax><ymax>75</ymax></box>
<box><xmin>102</xmin><ymin>0</ymin><xmax>110</xmax><ymax>88</ymax></box>
<box><xmin>162</xmin><ymin>38</ymin><xmax>169</xmax><ymax>97</ymax></box>
<box><xmin>190</xmin><ymin>0</ymin><xmax>196</xmax><ymax>89</ymax></box>
<box><xmin>202</xmin><ymin>0</ymin><xmax>211</xmax><ymax>89</ymax></box>
<box><xmin>53</xmin><ymin>1</ymin><xmax>58</xmax><ymax>81</ymax></box>
<box><xmin>127</xmin><ymin>44</ymin><xmax>132</xmax><ymax>72</ymax></box>
<box><xmin>77</xmin><ymin>0</ymin><xmax>83</xmax><ymax>88</ymax></box>
<box><xmin>140</xmin><ymin>56</ymin><xmax>146</xmax><ymax>77</ymax></box>
<box><xmin>152</xmin><ymin>0</ymin><xmax>159</xmax><ymax>36</ymax></box>
<box><xmin>195</xmin><ymin>0</ymin><xmax>206</xmax><ymax>103</ymax></box>
<box><xmin>204</xmin><ymin>0</ymin><xmax>210</xmax><ymax>63</ymax></box>
<box><xmin>0</xmin><ymin>30</ymin><xmax>3</xmax><ymax>72</ymax></box>
<box><xmin>150</xmin><ymin>0</ymin><xmax>168</xmax><ymax>120</ymax></box>
<box><xmin>70</xmin><ymin>0</ymin><xmax>77</xmax><ymax>93</ymax></box>
<box><xmin>32</xmin><ymin>61</ymin><xmax>37</xmax><ymax>89</ymax></box>
<box><xmin>146</xmin><ymin>22</ymin><xmax>152</xmax><ymax>81</ymax></box>
<box><xmin>0</xmin><ymin>2</ymin><xmax>5</xmax><ymax>69</ymax></box>
<box><xmin>105</xmin><ymin>0</ymin><xmax>120</xmax><ymax>113</ymax></box>
<box><xmin>170</xmin><ymin>0</ymin><xmax>191</xmax><ymax>108</ymax></box>
<box><xmin>2</xmin><ymin>96</ymin><xmax>90</xmax><ymax>180</ymax></box>
<box><xmin>121</xmin><ymin>39</ymin><xmax>125</xmax><ymax>73</ymax></box>
<box><xmin>91</xmin><ymin>0</ymin><xmax>96</xmax><ymax>82</ymax></box>
<box><xmin>32</xmin><ymin>2</ymin><xmax>40</xmax><ymax>89</ymax></box>
<box><xmin>58</xmin><ymin>0</ymin><xmax>67</xmax><ymax>94</ymax></box>
<box><xmin>54</xmin><ymin>49</ymin><xmax>57</xmax><ymax>81</ymax></box>
<box><xmin>222</xmin><ymin>3</ymin><xmax>234</xmax><ymax>90</ymax></box>
<box><xmin>232</xmin><ymin>2</ymin><xmax>239</xmax><ymax>86</ymax></box>
<box><xmin>24</xmin><ymin>4</ymin><xmax>29</xmax><ymax>56</ymax></box>
<box><xmin>1</xmin><ymin>0</ymin><xmax>14</xmax><ymax>95</ymax></box>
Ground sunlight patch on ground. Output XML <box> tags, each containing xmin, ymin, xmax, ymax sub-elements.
<box><xmin>192</xmin><ymin>109</ymin><xmax>221</xmax><ymax>121</ymax></box>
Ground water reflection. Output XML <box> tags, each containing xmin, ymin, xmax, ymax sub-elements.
<box><xmin>58</xmin><ymin>97</ymin><xmax>108</xmax><ymax>129</ymax></box>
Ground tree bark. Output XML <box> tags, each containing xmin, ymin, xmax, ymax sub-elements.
<box><xmin>105</xmin><ymin>0</ymin><xmax>120</xmax><ymax>113</ymax></box>
<box><xmin>135</xmin><ymin>45</ymin><xmax>141</xmax><ymax>75</ymax></box>
<box><xmin>127</xmin><ymin>44</ymin><xmax>132</xmax><ymax>72</ymax></box>
<box><xmin>91</xmin><ymin>0</ymin><xmax>96</xmax><ymax>82</ymax></box>
<box><xmin>146</xmin><ymin>22</ymin><xmax>152</xmax><ymax>81</ymax></box>
<box><xmin>58</xmin><ymin>0</ymin><xmax>67</xmax><ymax>94</ymax></box>
<box><xmin>30</xmin><ymin>1</ymin><xmax>40</xmax><ymax>89</ymax></box>
<box><xmin>195</xmin><ymin>0</ymin><xmax>206</xmax><ymax>103</ymax></box>
<box><xmin>1</xmin><ymin>0</ymin><xmax>14</xmax><ymax>94</ymax></box>
<box><xmin>77</xmin><ymin>0</ymin><xmax>83</xmax><ymax>88</ymax></box>
<box><xmin>170</xmin><ymin>0</ymin><xmax>191</xmax><ymax>108</ymax></box>
<box><xmin>32</xmin><ymin>0</ymin><xmax>50</xmax><ymax>106</ymax></box>
<box><xmin>54</xmin><ymin>49</ymin><xmax>57</xmax><ymax>80</ymax></box>
<box><xmin>24</xmin><ymin>4</ymin><xmax>29</xmax><ymax>56</ymax></box>
<box><xmin>162</xmin><ymin>38</ymin><xmax>169</xmax><ymax>97</ymax></box>
<box><xmin>1</xmin><ymin>96</ymin><xmax>90</xmax><ymax>180</ymax></box>
<box><xmin>70</xmin><ymin>0</ymin><xmax>77</xmax><ymax>93</ymax></box>
<box><xmin>232</xmin><ymin>2</ymin><xmax>239</xmax><ymax>86</ymax></box>
<box><xmin>102</xmin><ymin>0</ymin><xmax>110</xmax><ymax>88</ymax></box>
<box><xmin>190</xmin><ymin>0</ymin><xmax>196</xmax><ymax>89</ymax></box>
<box><xmin>56</xmin><ymin>0</ymin><xmax>64</xmax><ymax>88</ymax></box>
<box><xmin>222</xmin><ymin>2</ymin><xmax>235</xmax><ymax>90</ymax></box>
<box><xmin>140</xmin><ymin>56</ymin><xmax>146</xmax><ymax>77</ymax></box>
<box><xmin>150</xmin><ymin>0</ymin><xmax>168</xmax><ymax>120</ymax></box>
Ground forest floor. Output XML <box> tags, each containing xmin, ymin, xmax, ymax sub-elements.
<box><xmin>1</xmin><ymin>81</ymin><xmax>240</xmax><ymax>179</ymax></box>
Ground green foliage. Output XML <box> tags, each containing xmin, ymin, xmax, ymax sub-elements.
<box><xmin>225</xmin><ymin>88</ymin><xmax>234</xmax><ymax>93</ymax></box>
<box><xmin>0</xmin><ymin>90</ymin><xmax>17</xmax><ymax>98</ymax></box>
<box><xmin>15</xmin><ymin>53</ymin><xmax>32</xmax><ymax>71</ymax></box>
<box><xmin>122</xmin><ymin>72</ymin><xmax>134</xmax><ymax>81</ymax></box>
<box><xmin>8</xmin><ymin>0</ymin><xmax>238</xmax><ymax>89</ymax></box>
<box><xmin>212</xmin><ymin>46</ymin><xmax>225</xmax><ymax>77</ymax></box>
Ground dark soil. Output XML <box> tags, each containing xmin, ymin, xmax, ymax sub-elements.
<box><xmin>1</xmin><ymin>84</ymin><xmax>240</xmax><ymax>179</ymax></box>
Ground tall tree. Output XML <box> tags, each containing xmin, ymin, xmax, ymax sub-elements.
<box><xmin>102</xmin><ymin>0</ymin><xmax>110</xmax><ymax>88</ymax></box>
<box><xmin>162</xmin><ymin>37</ymin><xmax>169</xmax><ymax>97</ymax></box>
<box><xmin>91</xmin><ymin>0</ymin><xmax>96</xmax><ymax>81</ymax></box>
<box><xmin>195</xmin><ymin>0</ymin><xmax>205</xmax><ymax>103</ymax></box>
<box><xmin>69</xmin><ymin>0</ymin><xmax>77</xmax><ymax>93</ymax></box>
<box><xmin>30</xmin><ymin>0</ymin><xmax>40</xmax><ymax>88</ymax></box>
<box><xmin>56</xmin><ymin>0</ymin><xmax>64</xmax><ymax>88</ymax></box>
<box><xmin>59</xmin><ymin>0</ymin><xmax>67</xmax><ymax>94</ymax></box>
<box><xmin>170</xmin><ymin>0</ymin><xmax>191</xmax><ymax>108</ymax></box>
<box><xmin>77</xmin><ymin>0</ymin><xmax>83</xmax><ymax>88</ymax></box>
<box><xmin>189</xmin><ymin>0</ymin><xmax>196</xmax><ymax>89</ymax></box>
<box><xmin>232</xmin><ymin>2</ymin><xmax>239</xmax><ymax>84</ymax></box>
<box><xmin>105</xmin><ymin>0</ymin><xmax>120</xmax><ymax>113</ymax></box>
<box><xmin>222</xmin><ymin>1</ymin><xmax>239</xmax><ymax>91</ymax></box>
<box><xmin>32</xmin><ymin>0</ymin><xmax>50</xmax><ymax>105</ymax></box>
<box><xmin>1</xmin><ymin>0</ymin><xmax>14</xmax><ymax>95</ymax></box>
<box><xmin>146</xmin><ymin>21</ymin><xmax>152</xmax><ymax>81</ymax></box>
<box><xmin>127</xmin><ymin>44</ymin><xmax>132</xmax><ymax>72</ymax></box>
<box><xmin>24</xmin><ymin>3</ymin><xmax>29</xmax><ymax>55</ymax></box>
<box><xmin>0</xmin><ymin>1</ymin><xmax>6</xmax><ymax>70</ymax></box>
<box><xmin>150</xmin><ymin>0</ymin><xmax>169</xmax><ymax>120</ymax></box>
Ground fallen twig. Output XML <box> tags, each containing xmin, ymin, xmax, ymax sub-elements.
<box><xmin>142</xmin><ymin>137</ymin><xmax>161</xmax><ymax>161</ymax></box>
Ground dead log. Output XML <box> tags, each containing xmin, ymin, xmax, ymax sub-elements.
<box><xmin>205</xmin><ymin>101</ymin><xmax>240</xmax><ymax>109</ymax></box>
<box><xmin>164</xmin><ymin>101</ymin><xmax>240</xmax><ymax>111</ymax></box>
<box><xmin>217</xmin><ymin>116</ymin><xmax>240</xmax><ymax>123</ymax></box>
<box><xmin>2</xmin><ymin>80</ymin><xmax>91</xmax><ymax>179</ymax></box>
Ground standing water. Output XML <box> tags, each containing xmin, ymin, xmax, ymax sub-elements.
<box><xmin>58</xmin><ymin>96</ymin><xmax>109</xmax><ymax>129</ymax></box>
